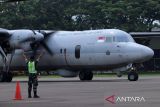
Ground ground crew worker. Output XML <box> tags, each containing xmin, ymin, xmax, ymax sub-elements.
<box><xmin>23</xmin><ymin>52</ymin><xmax>44</xmax><ymax>98</ymax></box>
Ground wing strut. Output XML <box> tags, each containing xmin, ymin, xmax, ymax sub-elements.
<box><xmin>0</xmin><ymin>46</ymin><xmax>7</xmax><ymax>60</ymax></box>
<box><xmin>0</xmin><ymin>46</ymin><xmax>14</xmax><ymax>82</ymax></box>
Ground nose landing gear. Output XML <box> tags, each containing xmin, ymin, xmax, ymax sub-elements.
<box><xmin>128</xmin><ymin>69</ymin><xmax>139</xmax><ymax>81</ymax></box>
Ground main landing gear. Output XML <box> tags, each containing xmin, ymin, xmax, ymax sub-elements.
<box><xmin>0</xmin><ymin>49</ymin><xmax>14</xmax><ymax>82</ymax></box>
<box><xmin>0</xmin><ymin>71</ymin><xmax>13</xmax><ymax>82</ymax></box>
<box><xmin>79</xmin><ymin>70</ymin><xmax>93</xmax><ymax>81</ymax></box>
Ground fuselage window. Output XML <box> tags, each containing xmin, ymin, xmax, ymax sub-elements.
<box><xmin>75</xmin><ymin>45</ymin><xmax>81</xmax><ymax>59</ymax></box>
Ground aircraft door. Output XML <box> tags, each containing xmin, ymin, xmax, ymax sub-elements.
<box><xmin>64</xmin><ymin>45</ymin><xmax>82</xmax><ymax>66</ymax></box>
<box><xmin>64</xmin><ymin>44</ymin><xmax>95</xmax><ymax>66</ymax></box>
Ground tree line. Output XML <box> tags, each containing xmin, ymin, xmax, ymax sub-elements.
<box><xmin>0</xmin><ymin>0</ymin><xmax>160</xmax><ymax>32</ymax></box>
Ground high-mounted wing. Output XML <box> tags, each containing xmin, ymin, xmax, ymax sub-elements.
<box><xmin>0</xmin><ymin>29</ymin><xmax>10</xmax><ymax>40</ymax></box>
<box><xmin>0</xmin><ymin>0</ymin><xmax>27</xmax><ymax>2</ymax></box>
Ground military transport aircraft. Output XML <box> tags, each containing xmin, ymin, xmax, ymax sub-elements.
<box><xmin>0</xmin><ymin>28</ymin><xmax>154</xmax><ymax>82</ymax></box>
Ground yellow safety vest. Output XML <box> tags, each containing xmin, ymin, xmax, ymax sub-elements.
<box><xmin>28</xmin><ymin>61</ymin><xmax>37</xmax><ymax>74</ymax></box>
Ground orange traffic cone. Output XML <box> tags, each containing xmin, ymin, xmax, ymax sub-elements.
<box><xmin>14</xmin><ymin>81</ymin><xmax>22</xmax><ymax>100</ymax></box>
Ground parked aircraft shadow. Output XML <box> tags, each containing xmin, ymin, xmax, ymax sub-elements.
<box><xmin>14</xmin><ymin>79</ymin><xmax>142</xmax><ymax>83</ymax></box>
<box><xmin>12</xmin><ymin>78</ymin><xmax>150</xmax><ymax>83</ymax></box>
<box><xmin>39</xmin><ymin>79</ymin><xmax>148</xmax><ymax>82</ymax></box>
<box><xmin>42</xmin><ymin>79</ymin><xmax>129</xmax><ymax>83</ymax></box>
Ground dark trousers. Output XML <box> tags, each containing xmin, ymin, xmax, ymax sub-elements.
<box><xmin>28</xmin><ymin>73</ymin><xmax>38</xmax><ymax>96</ymax></box>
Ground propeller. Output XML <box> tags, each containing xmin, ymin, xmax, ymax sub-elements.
<box><xmin>29</xmin><ymin>30</ymin><xmax>54</xmax><ymax>56</ymax></box>
<box><xmin>0</xmin><ymin>29</ymin><xmax>54</xmax><ymax>82</ymax></box>
<box><xmin>38</xmin><ymin>30</ymin><xmax>54</xmax><ymax>55</ymax></box>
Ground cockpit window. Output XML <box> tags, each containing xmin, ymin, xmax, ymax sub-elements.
<box><xmin>115</xmin><ymin>36</ymin><xmax>129</xmax><ymax>42</ymax></box>
<box><xmin>105</xmin><ymin>37</ymin><xmax>113</xmax><ymax>42</ymax></box>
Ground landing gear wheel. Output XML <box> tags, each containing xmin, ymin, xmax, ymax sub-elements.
<box><xmin>128</xmin><ymin>72</ymin><xmax>138</xmax><ymax>81</ymax></box>
<box><xmin>79</xmin><ymin>71</ymin><xmax>86</xmax><ymax>80</ymax></box>
<box><xmin>87</xmin><ymin>71</ymin><xmax>93</xmax><ymax>80</ymax></box>
<box><xmin>0</xmin><ymin>72</ymin><xmax>3</xmax><ymax>82</ymax></box>
<box><xmin>0</xmin><ymin>72</ymin><xmax>7</xmax><ymax>82</ymax></box>
<box><xmin>6</xmin><ymin>72</ymin><xmax>13</xmax><ymax>82</ymax></box>
<box><xmin>0</xmin><ymin>72</ymin><xmax>13</xmax><ymax>82</ymax></box>
<box><xmin>79</xmin><ymin>71</ymin><xmax>93</xmax><ymax>81</ymax></box>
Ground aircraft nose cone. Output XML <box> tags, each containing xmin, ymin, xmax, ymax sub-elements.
<box><xmin>141</xmin><ymin>46</ymin><xmax>154</xmax><ymax>61</ymax></box>
<box><xmin>125</xmin><ymin>43</ymin><xmax>154</xmax><ymax>63</ymax></box>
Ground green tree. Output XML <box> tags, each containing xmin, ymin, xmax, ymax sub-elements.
<box><xmin>0</xmin><ymin>0</ymin><xmax>159</xmax><ymax>31</ymax></box>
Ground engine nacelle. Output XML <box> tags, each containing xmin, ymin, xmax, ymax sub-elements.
<box><xmin>8</xmin><ymin>30</ymin><xmax>44</xmax><ymax>51</ymax></box>
<box><xmin>57</xmin><ymin>70</ymin><xmax>78</xmax><ymax>77</ymax></box>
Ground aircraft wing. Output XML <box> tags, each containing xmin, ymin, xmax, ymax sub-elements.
<box><xmin>0</xmin><ymin>29</ymin><xmax>11</xmax><ymax>41</ymax></box>
<box><xmin>0</xmin><ymin>0</ymin><xmax>27</xmax><ymax>2</ymax></box>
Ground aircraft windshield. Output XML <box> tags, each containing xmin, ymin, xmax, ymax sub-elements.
<box><xmin>107</xmin><ymin>29</ymin><xmax>135</xmax><ymax>43</ymax></box>
<box><xmin>114</xmin><ymin>35</ymin><xmax>135</xmax><ymax>42</ymax></box>
<box><xmin>116</xmin><ymin>36</ymin><xmax>129</xmax><ymax>42</ymax></box>
<box><xmin>105</xmin><ymin>37</ymin><xmax>113</xmax><ymax>42</ymax></box>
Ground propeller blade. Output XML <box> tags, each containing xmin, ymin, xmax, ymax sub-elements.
<box><xmin>41</xmin><ymin>41</ymin><xmax>54</xmax><ymax>55</ymax></box>
<box><xmin>37</xmin><ymin>30</ymin><xmax>55</xmax><ymax>36</ymax></box>
<box><xmin>20</xmin><ymin>30</ymin><xmax>54</xmax><ymax>56</ymax></box>
<box><xmin>37</xmin><ymin>30</ymin><xmax>55</xmax><ymax>55</ymax></box>
<box><xmin>19</xmin><ymin>30</ymin><xmax>43</xmax><ymax>43</ymax></box>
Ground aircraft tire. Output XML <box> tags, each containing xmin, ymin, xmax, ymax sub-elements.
<box><xmin>0</xmin><ymin>72</ymin><xmax>13</xmax><ymax>82</ymax></box>
<box><xmin>6</xmin><ymin>72</ymin><xmax>13</xmax><ymax>82</ymax></box>
<box><xmin>0</xmin><ymin>72</ymin><xmax>7</xmax><ymax>82</ymax></box>
<box><xmin>79</xmin><ymin>71</ymin><xmax>86</xmax><ymax>80</ymax></box>
<box><xmin>0</xmin><ymin>72</ymin><xmax>3</xmax><ymax>82</ymax></box>
<box><xmin>128</xmin><ymin>72</ymin><xmax>138</xmax><ymax>81</ymax></box>
<box><xmin>79</xmin><ymin>71</ymin><xmax>93</xmax><ymax>81</ymax></box>
<box><xmin>86</xmin><ymin>71</ymin><xmax>93</xmax><ymax>80</ymax></box>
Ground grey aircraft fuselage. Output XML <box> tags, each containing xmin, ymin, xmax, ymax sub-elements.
<box><xmin>0</xmin><ymin>29</ymin><xmax>154</xmax><ymax>72</ymax></box>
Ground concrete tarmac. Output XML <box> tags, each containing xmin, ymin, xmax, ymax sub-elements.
<box><xmin>0</xmin><ymin>76</ymin><xmax>160</xmax><ymax>107</ymax></box>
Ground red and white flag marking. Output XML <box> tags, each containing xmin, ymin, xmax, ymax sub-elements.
<box><xmin>97</xmin><ymin>36</ymin><xmax>106</xmax><ymax>43</ymax></box>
